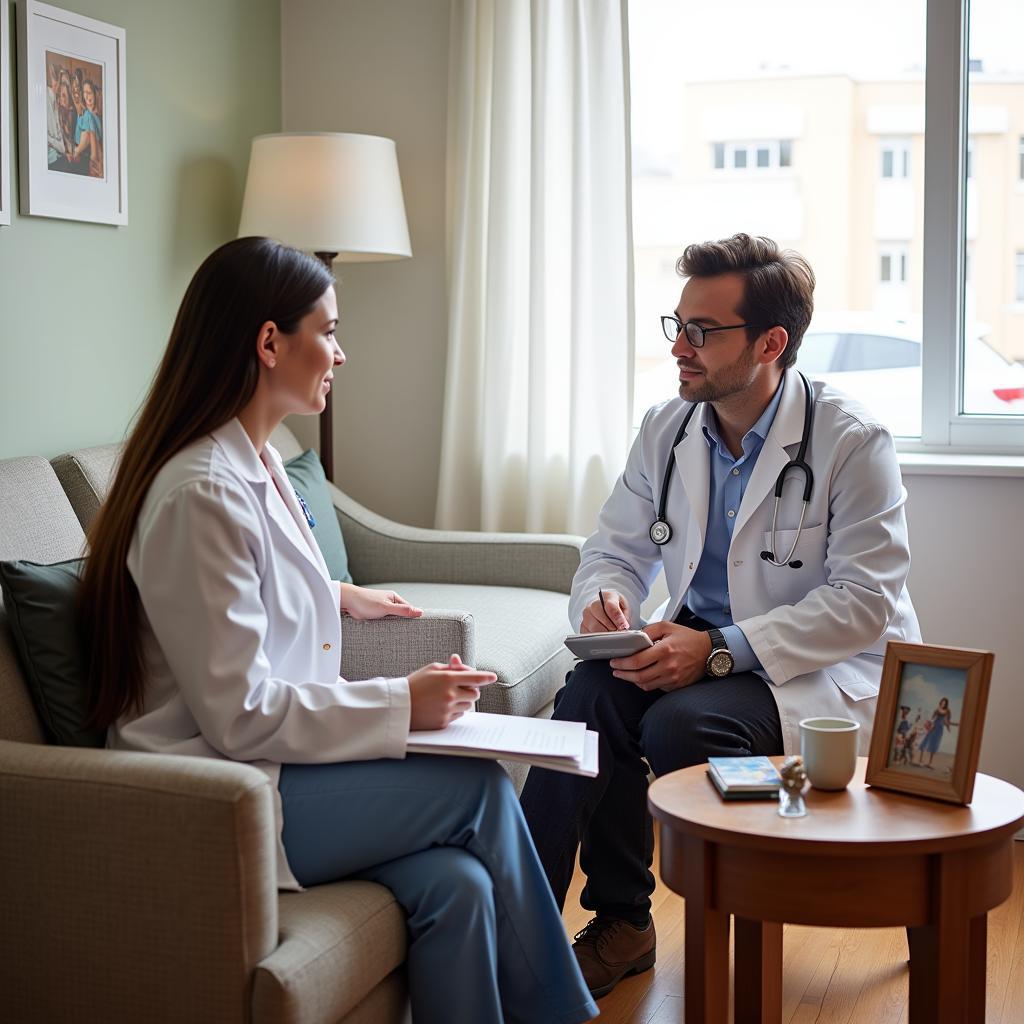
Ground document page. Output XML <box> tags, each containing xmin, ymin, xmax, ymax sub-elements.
<box><xmin>408</xmin><ymin>711</ymin><xmax>587</xmax><ymax>760</ymax></box>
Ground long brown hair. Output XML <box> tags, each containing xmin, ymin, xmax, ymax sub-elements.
<box><xmin>81</xmin><ymin>237</ymin><xmax>333</xmax><ymax>728</ymax></box>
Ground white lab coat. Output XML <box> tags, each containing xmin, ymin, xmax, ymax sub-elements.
<box><xmin>570</xmin><ymin>369</ymin><xmax>921</xmax><ymax>755</ymax></box>
<box><xmin>109</xmin><ymin>418</ymin><xmax>411</xmax><ymax>890</ymax></box>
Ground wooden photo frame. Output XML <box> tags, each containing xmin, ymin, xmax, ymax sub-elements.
<box><xmin>866</xmin><ymin>641</ymin><xmax>993</xmax><ymax>805</ymax></box>
<box><xmin>1</xmin><ymin>0</ymin><xmax>11</xmax><ymax>225</ymax></box>
<box><xmin>17</xmin><ymin>0</ymin><xmax>127</xmax><ymax>224</ymax></box>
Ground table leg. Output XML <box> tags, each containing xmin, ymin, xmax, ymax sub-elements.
<box><xmin>734</xmin><ymin>917</ymin><xmax>783</xmax><ymax>1024</ymax></box>
<box><xmin>908</xmin><ymin>850</ymin><xmax>986</xmax><ymax>1024</ymax></box>
<box><xmin>681</xmin><ymin>835</ymin><xmax>729</xmax><ymax>1024</ymax></box>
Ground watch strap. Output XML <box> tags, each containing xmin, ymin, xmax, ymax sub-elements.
<box><xmin>707</xmin><ymin>627</ymin><xmax>728</xmax><ymax>653</ymax></box>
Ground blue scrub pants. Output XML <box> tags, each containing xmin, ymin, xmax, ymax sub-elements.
<box><xmin>279</xmin><ymin>755</ymin><xmax>598</xmax><ymax>1024</ymax></box>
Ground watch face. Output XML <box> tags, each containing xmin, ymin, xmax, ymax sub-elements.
<box><xmin>709</xmin><ymin>650</ymin><xmax>734</xmax><ymax>677</ymax></box>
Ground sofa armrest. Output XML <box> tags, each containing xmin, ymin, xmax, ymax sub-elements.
<box><xmin>329</xmin><ymin>482</ymin><xmax>584</xmax><ymax>593</ymax></box>
<box><xmin>0</xmin><ymin>740</ymin><xmax>278</xmax><ymax>1023</ymax></box>
<box><xmin>341</xmin><ymin>609</ymin><xmax>475</xmax><ymax>680</ymax></box>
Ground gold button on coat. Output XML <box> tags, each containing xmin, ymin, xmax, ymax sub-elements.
<box><xmin>322</xmin><ymin>643</ymin><xmax>332</xmax><ymax>651</ymax></box>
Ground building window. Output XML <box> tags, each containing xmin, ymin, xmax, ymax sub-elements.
<box><xmin>880</xmin><ymin>138</ymin><xmax>911</xmax><ymax>179</ymax></box>
<box><xmin>1017</xmin><ymin>252</ymin><xmax>1024</xmax><ymax>303</ymax></box>
<box><xmin>710</xmin><ymin>139</ymin><xmax>793</xmax><ymax>173</ymax></box>
<box><xmin>880</xmin><ymin>245</ymin><xmax>908</xmax><ymax>284</ymax></box>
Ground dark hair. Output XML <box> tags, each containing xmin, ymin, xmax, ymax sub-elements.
<box><xmin>81</xmin><ymin>237</ymin><xmax>334</xmax><ymax>728</ymax></box>
<box><xmin>676</xmin><ymin>233</ymin><xmax>815</xmax><ymax>369</ymax></box>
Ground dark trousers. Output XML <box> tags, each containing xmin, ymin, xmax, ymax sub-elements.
<box><xmin>520</xmin><ymin>611</ymin><xmax>783</xmax><ymax>923</ymax></box>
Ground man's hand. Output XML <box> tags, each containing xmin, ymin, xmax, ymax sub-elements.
<box><xmin>580</xmin><ymin>589</ymin><xmax>632</xmax><ymax>633</ymax></box>
<box><xmin>608</xmin><ymin>621</ymin><xmax>713</xmax><ymax>691</ymax></box>
<box><xmin>340</xmin><ymin>583</ymin><xmax>423</xmax><ymax>620</ymax></box>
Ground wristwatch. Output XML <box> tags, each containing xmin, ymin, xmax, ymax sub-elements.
<box><xmin>705</xmin><ymin>628</ymin><xmax>735</xmax><ymax>678</ymax></box>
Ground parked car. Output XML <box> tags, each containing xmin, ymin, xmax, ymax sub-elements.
<box><xmin>800</xmin><ymin>313</ymin><xmax>1024</xmax><ymax>437</ymax></box>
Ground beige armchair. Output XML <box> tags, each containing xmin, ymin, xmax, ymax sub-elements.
<box><xmin>1</xmin><ymin>425</ymin><xmax>583</xmax><ymax>1022</ymax></box>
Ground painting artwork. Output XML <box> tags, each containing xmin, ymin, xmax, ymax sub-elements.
<box><xmin>18</xmin><ymin>1</ymin><xmax>126</xmax><ymax>224</ymax></box>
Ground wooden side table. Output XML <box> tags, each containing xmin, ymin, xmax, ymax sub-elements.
<box><xmin>647</xmin><ymin>757</ymin><xmax>1024</xmax><ymax>1024</ymax></box>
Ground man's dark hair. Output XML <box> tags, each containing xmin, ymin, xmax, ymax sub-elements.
<box><xmin>676</xmin><ymin>233</ymin><xmax>815</xmax><ymax>369</ymax></box>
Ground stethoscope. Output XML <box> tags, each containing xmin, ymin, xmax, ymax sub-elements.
<box><xmin>649</xmin><ymin>372</ymin><xmax>815</xmax><ymax>570</ymax></box>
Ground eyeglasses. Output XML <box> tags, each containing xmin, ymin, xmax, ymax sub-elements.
<box><xmin>661</xmin><ymin>316</ymin><xmax>753</xmax><ymax>348</ymax></box>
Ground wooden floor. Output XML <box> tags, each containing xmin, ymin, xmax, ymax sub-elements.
<box><xmin>562</xmin><ymin>836</ymin><xmax>1024</xmax><ymax>1023</ymax></box>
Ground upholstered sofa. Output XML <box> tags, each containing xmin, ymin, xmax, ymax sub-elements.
<box><xmin>0</xmin><ymin>421</ymin><xmax>582</xmax><ymax>1023</ymax></box>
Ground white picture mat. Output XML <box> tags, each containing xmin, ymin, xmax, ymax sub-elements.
<box><xmin>17</xmin><ymin>0</ymin><xmax>127</xmax><ymax>224</ymax></box>
<box><xmin>1</xmin><ymin>0</ymin><xmax>11</xmax><ymax>225</ymax></box>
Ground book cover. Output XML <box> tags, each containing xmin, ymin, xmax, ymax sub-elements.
<box><xmin>707</xmin><ymin>755</ymin><xmax>782</xmax><ymax>792</ymax></box>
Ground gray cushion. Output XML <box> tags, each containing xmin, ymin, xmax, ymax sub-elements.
<box><xmin>252</xmin><ymin>880</ymin><xmax>406</xmax><ymax>1024</ymax></box>
<box><xmin>0</xmin><ymin>558</ymin><xmax>102</xmax><ymax>747</ymax></box>
<box><xmin>373</xmin><ymin>582</ymin><xmax>574</xmax><ymax>717</ymax></box>
<box><xmin>283</xmin><ymin>449</ymin><xmax>353</xmax><ymax>584</ymax></box>
<box><xmin>50</xmin><ymin>444</ymin><xmax>122</xmax><ymax>532</ymax></box>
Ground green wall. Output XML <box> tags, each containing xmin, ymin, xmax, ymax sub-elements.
<box><xmin>0</xmin><ymin>0</ymin><xmax>280</xmax><ymax>459</ymax></box>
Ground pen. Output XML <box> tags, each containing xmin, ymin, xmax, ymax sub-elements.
<box><xmin>599</xmin><ymin>589</ymin><xmax>610</xmax><ymax>623</ymax></box>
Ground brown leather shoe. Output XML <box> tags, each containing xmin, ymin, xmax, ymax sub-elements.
<box><xmin>572</xmin><ymin>916</ymin><xmax>656</xmax><ymax>998</ymax></box>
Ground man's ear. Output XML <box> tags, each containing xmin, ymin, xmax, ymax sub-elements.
<box><xmin>759</xmin><ymin>325</ymin><xmax>790</xmax><ymax>367</ymax></box>
<box><xmin>255</xmin><ymin>321</ymin><xmax>279</xmax><ymax>370</ymax></box>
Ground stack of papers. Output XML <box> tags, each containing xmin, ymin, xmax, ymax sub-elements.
<box><xmin>407</xmin><ymin>711</ymin><xmax>599</xmax><ymax>777</ymax></box>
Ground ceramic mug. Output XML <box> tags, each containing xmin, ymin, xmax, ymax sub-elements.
<box><xmin>799</xmin><ymin>717</ymin><xmax>860</xmax><ymax>790</ymax></box>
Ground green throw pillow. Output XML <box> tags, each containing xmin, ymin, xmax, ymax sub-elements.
<box><xmin>284</xmin><ymin>448</ymin><xmax>354</xmax><ymax>584</ymax></box>
<box><xmin>0</xmin><ymin>558</ymin><xmax>104</xmax><ymax>748</ymax></box>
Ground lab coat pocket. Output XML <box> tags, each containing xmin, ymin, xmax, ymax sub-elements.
<box><xmin>827</xmin><ymin>662</ymin><xmax>879</xmax><ymax>703</ymax></box>
<box><xmin>761</xmin><ymin>523</ymin><xmax>827</xmax><ymax>605</ymax></box>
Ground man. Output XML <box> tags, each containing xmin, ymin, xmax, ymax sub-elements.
<box><xmin>520</xmin><ymin>233</ymin><xmax>920</xmax><ymax>998</ymax></box>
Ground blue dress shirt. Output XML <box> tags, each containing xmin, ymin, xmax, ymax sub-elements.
<box><xmin>685</xmin><ymin>380</ymin><xmax>786</xmax><ymax>673</ymax></box>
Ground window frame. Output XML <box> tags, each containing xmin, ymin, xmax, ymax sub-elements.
<box><xmin>918</xmin><ymin>0</ymin><xmax>1024</xmax><ymax>451</ymax></box>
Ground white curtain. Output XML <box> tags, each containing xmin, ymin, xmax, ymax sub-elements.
<box><xmin>436</xmin><ymin>0</ymin><xmax>634</xmax><ymax>535</ymax></box>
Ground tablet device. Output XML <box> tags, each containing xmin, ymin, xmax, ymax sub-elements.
<box><xmin>564</xmin><ymin>630</ymin><xmax>654</xmax><ymax>660</ymax></box>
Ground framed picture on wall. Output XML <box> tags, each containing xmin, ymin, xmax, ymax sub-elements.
<box><xmin>1</xmin><ymin>0</ymin><xmax>11</xmax><ymax>225</ymax></box>
<box><xmin>865</xmin><ymin>641</ymin><xmax>994</xmax><ymax>805</ymax></box>
<box><xmin>17</xmin><ymin>0</ymin><xmax>127</xmax><ymax>224</ymax></box>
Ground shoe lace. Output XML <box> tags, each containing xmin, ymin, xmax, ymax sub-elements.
<box><xmin>573</xmin><ymin>917</ymin><xmax>623</xmax><ymax>953</ymax></box>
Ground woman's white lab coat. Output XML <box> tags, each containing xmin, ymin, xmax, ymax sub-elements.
<box><xmin>570</xmin><ymin>369</ymin><xmax>922</xmax><ymax>755</ymax></box>
<box><xmin>109</xmin><ymin>418</ymin><xmax>411</xmax><ymax>890</ymax></box>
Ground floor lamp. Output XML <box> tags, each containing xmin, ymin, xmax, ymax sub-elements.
<box><xmin>238</xmin><ymin>132</ymin><xmax>412</xmax><ymax>481</ymax></box>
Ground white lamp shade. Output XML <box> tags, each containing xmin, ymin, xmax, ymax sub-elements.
<box><xmin>238</xmin><ymin>133</ymin><xmax>412</xmax><ymax>262</ymax></box>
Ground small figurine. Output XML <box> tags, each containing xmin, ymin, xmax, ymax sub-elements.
<box><xmin>778</xmin><ymin>754</ymin><xmax>808</xmax><ymax>818</ymax></box>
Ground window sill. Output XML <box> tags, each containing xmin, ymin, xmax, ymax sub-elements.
<box><xmin>897</xmin><ymin>450</ymin><xmax>1024</xmax><ymax>477</ymax></box>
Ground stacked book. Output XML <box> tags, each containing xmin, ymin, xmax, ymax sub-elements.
<box><xmin>706</xmin><ymin>756</ymin><xmax>782</xmax><ymax>800</ymax></box>
<box><xmin>407</xmin><ymin>711</ymin><xmax>598</xmax><ymax>777</ymax></box>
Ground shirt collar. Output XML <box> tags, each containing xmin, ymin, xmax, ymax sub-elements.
<box><xmin>702</xmin><ymin>375</ymin><xmax>787</xmax><ymax>457</ymax></box>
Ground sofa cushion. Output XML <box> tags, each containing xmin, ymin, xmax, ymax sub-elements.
<box><xmin>252</xmin><ymin>880</ymin><xmax>406</xmax><ymax>1024</ymax></box>
<box><xmin>371</xmin><ymin>582</ymin><xmax>574</xmax><ymax>718</ymax></box>
<box><xmin>1</xmin><ymin>455</ymin><xmax>89</xmax><ymax>746</ymax></box>
<box><xmin>50</xmin><ymin>444</ymin><xmax>122</xmax><ymax>532</ymax></box>
<box><xmin>0</xmin><ymin>558</ymin><xmax>102</xmax><ymax>747</ymax></box>
<box><xmin>283</xmin><ymin>449</ymin><xmax>353</xmax><ymax>584</ymax></box>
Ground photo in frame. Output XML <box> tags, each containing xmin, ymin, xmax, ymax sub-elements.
<box><xmin>1</xmin><ymin>0</ymin><xmax>11</xmax><ymax>225</ymax></box>
<box><xmin>17</xmin><ymin>0</ymin><xmax>126</xmax><ymax>224</ymax></box>
<box><xmin>866</xmin><ymin>641</ymin><xmax>993</xmax><ymax>805</ymax></box>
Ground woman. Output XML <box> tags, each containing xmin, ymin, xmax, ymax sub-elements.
<box><xmin>69</xmin><ymin>79</ymin><xmax>102</xmax><ymax>177</ymax></box>
<box><xmin>917</xmin><ymin>697</ymin><xmax>957</xmax><ymax>769</ymax></box>
<box><xmin>79</xmin><ymin>237</ymin><xmax>596</xmax><ymax>1024</ymax></box>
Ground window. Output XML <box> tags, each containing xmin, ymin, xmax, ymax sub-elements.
<box><xmin>710</xmin><ymin>140</ymin><xmax>794</xmax><ymax>174</ymax></box>
<box><xmin>880</xmin><ymin>138</ymin><xmax>911</xmax><ymax>180</ymax></box>
<box><xmin>629</xmin><ymin>0</ymin><xmax>1024</xmax><ymax>446</ymax></box>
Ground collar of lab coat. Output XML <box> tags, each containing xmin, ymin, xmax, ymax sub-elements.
<box><xmin>672</xmin><ymin>368</ymin><xmax>809</xmax><ymax>545</ymax></box>
<box><xmin>210</xmin><ymin>418</ymin><xmax>331</xmax><ymax>582</ymax></box>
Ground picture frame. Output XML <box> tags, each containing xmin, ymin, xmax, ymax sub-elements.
<box><xmin>16</xmin><ymin>0</ymin><xmax>127</xmax><ymax>224</ymax></box>
<box><xmin>866</xmin><ymin>641</ymin><xmax>993</xmax><ymax>805</ymax></box>
<box><xmin>1</xmin><ymin>0</ymin><xmax>11</xmax><ymax>225</ymax></box>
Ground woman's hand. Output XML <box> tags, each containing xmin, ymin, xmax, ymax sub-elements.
<box><xmin>408</xmin><ymin>654</ymin><xmax>497</xmax><ymax>730</ymax></box>
<box><xmin>340</xmin><ymin>583</ymin><xmax>423</xmax><ymax>620</ymax></box>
